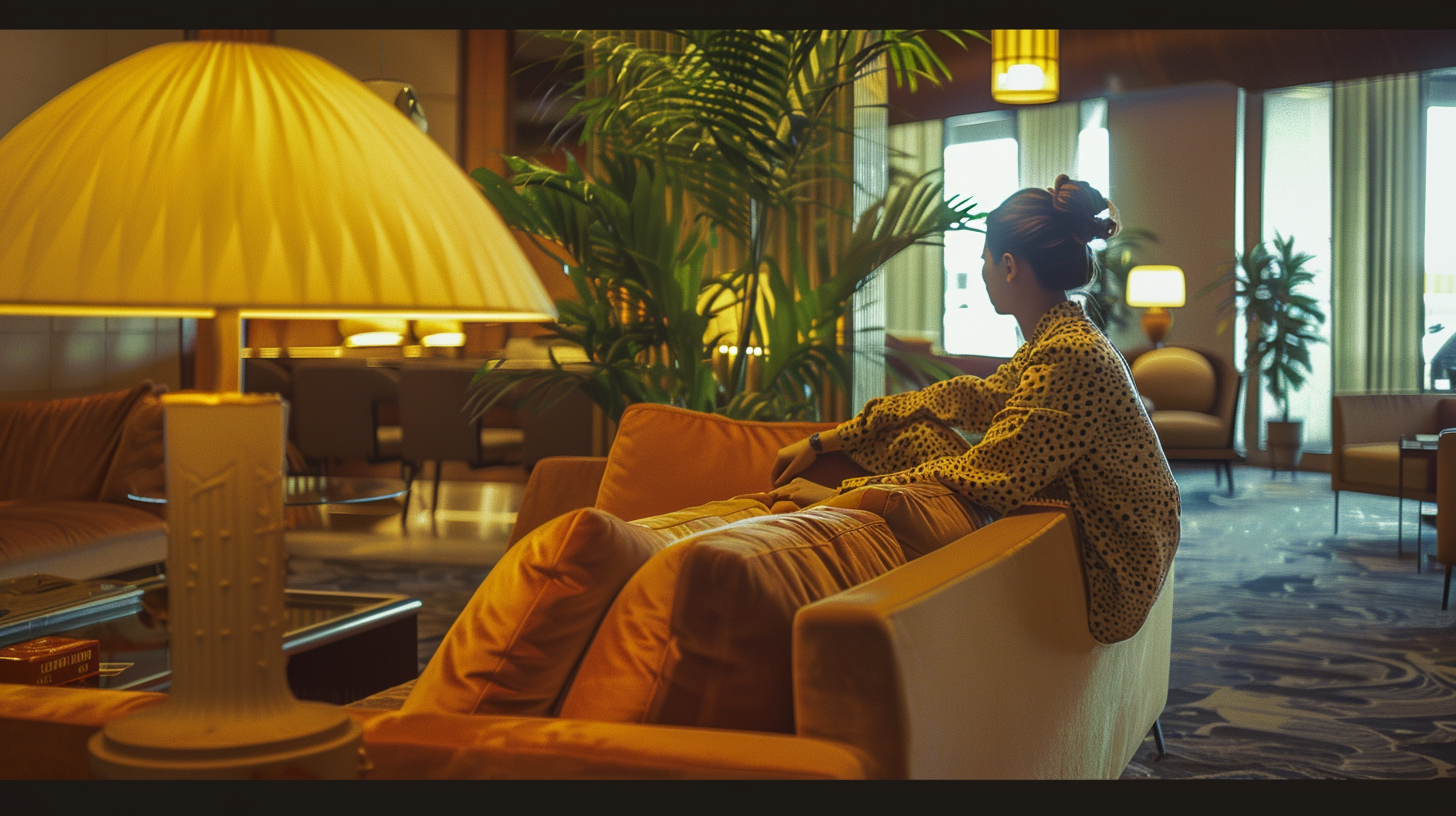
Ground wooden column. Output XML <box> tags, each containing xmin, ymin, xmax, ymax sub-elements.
<box><xmin>461</xmin><ymin>30</ymin><xmax>513</xmax><ymax>177</ymax></box>
<box><xmin>461</xmin><ymin>30</ymin><xmax>570</xmax><ymax>335</ymax></box>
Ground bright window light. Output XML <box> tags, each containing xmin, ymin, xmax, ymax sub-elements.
<box><xmin>942</xmin><ymin>114</ymin><xmax>1022</xmax><ymax>358</ymax></box>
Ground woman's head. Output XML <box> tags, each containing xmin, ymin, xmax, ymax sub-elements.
<box><xmin>983</xmin><ymin>174</ymin><xmax>1119</xmax><ymax>291</ymax></box>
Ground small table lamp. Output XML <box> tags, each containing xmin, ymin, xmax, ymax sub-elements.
<box><xmin>1126</xmin><ymin>265</ymin><xmax>1186</xmax><ymax>347</ymax></box>
<box><xmin>0</xmin><ymin>40</ymin><xmax>555</xmax><ymax>778</ymax></box>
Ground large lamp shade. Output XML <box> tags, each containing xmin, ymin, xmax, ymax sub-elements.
<box><xmin>0</xmin><ymin>39</ymin><xmax>554</xmax><ymax>779</ymax></box>
<box><xmin>0</xmin><ymin>40</ymin><xmax>553</xmax><ymax>324</ymax></box>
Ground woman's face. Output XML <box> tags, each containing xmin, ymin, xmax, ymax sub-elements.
<box><xmin>982</xmin><ymin>247</ymin><xmax>1009</xmax><ymax>314</ymax></box>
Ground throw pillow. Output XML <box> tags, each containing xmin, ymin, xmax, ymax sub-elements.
<box><xmin>402</xmin><ymin>497</ymin><xmax>770</xmax><ymax>718</ymax></box>
<box><xmin>594</xmin><ymin>403</ymin><xmax>838</xmax><ymax>522</ymax></box>
<box><xmin>812</xmin><ymin>482</ymin><xmax>996</xmax><ymax>560</ymax></box>
<box><xmin>557</xmin><ymin>507</ymin><xmax>905</xmax><ymax>734</ymax></box>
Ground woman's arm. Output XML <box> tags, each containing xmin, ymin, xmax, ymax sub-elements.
<box><xmin>840</xmin><ymin>342</ymin><xmax>1112</xmax><ymax>515</ymax></box>
<box><xmin>771</xmin><ymin>428</ymin><xmax>843</xmax><ymax>486</ymax></box>
<box><xmin>771</xmin><ymin>352</ymin><xmax>1025</xmax><ymax>487</ymax></box>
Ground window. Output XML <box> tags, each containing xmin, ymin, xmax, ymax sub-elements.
<box><xmin>1076</xmin><ymin>98</ymin><xmax>1110</xmax><ymax>213</ymax></box>
<box><xmin>1423</xmin><ymin>71</ymin><xmax>1456</xmax><ymax>390</ymax></box>
<box><xmin>942</xmin><ymin>112</ymin><xmax>1020</xmax><ymax>357</ymax></box>
<box><xmin>1261</xmin><ymin>84</ymin><xmax>1333</xmax><ymax>452</ymax></box>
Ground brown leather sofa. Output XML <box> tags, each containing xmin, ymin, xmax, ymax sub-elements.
<box><xmin>0</xmin><ymin>402</ymin><xmax>1173</xmax><ymax>779</ymax></box>
<box><xmin>0</xmin><ymin>381</ymin><xmax>168</xmax><ymax>581</ymax></box>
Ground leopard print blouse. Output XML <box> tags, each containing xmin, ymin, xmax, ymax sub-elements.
<box><xmin>834</xmin><ymin>300</ymin><xmax>1180</xmax><ymax>644</ymax></box>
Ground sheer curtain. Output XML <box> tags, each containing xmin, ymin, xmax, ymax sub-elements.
<box><xmin>883</xmin><ymin>120</ymin><xmax>944</xmax><ymax>346</ymax></box>
<box><xmin>1017</xmin><ymin>101</ymin><xmax>1080</xmax><ymax>191</ymax></box>
<box><xmin>1332</xmin><ymin>73</ymin><xmax>1424</xmax><ymax>394</ymax></box>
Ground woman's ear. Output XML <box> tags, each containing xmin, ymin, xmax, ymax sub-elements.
<box><xmin>1001</xmin><ymin>253</ymin><xmax>1020</xmax><ymax>281</ymax></box>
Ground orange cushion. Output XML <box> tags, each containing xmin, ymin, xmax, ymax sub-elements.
<box><xmin>403</xmin><ymin>498</ymin><xmax>770</xmax><ymax>718</ymax></box>
<box><xmin>813</xmin><ymin>482</ymin><xmax>996</xmax><ymax>560</ymax></box>
<box><xmin>98</xmin><ymin>385</ymin><xmax>166</xmax><ymax>515</ymax></box>
<box><xmin>0</xmin><ymin>382</ymin><xmax>158</xmax><ymax>503</ymax></box>
<box><xmin>594</xmin><ymin>403</ymin><xmax>836</xmax><ymax>522</ymax></box>
<box><xmin>557</xmin><ymin>507</ymin><xmax>905</xmax><ymax>734</ymax></box>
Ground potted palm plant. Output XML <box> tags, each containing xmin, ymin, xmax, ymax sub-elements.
<box><xmin>1208</xmin><ymin>232</ymin><xmax>1327</xmax><ymax>471</ymax></box>
<box><xmin>465</xmin><ymin>30</ymin><xmax>984</xmax><ymax>425</ymax></box>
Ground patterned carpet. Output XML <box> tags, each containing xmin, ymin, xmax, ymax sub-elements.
<box><xmin>287</xmin><ymin>462</ymin><xmax>1456</xmax><ymax>779</ymax></box>
<box><xmin>1120</xmin><ymin>464</ymin><xmax>1456</xmax><ymax>779</ymax></box>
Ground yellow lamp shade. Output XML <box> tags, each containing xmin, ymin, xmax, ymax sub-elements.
<box><xmin>991</xmin><ymin>30</ymin><xmax>1059</xmax><ymax>105</ymax></box>
<box><xmin>1126</xmin><ymin>266</ymin><xmax>1187</xmax><ymax>308</ymax></box>
<box><xmin>0</xmin><ymin>41</ymin><xmax>555</xmax><ymax>323</ymax></box>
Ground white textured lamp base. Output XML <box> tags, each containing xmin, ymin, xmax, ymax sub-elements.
<box><xmin>87</xmin><ymin>393</ymin><xmax>363</xmax><ymax>779</ymax></box>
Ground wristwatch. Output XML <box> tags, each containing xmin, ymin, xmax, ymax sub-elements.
<box><xmin>809</xmin><ymin>432</ymin><xmax>824</xmax><ymax>453</ymax></box>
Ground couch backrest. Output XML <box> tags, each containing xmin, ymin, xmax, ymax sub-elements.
<box><xmin>1130</xmin><ymin>346</ymin><xmax>1217</xmax><ymax>413</ymax></box>
<box><xmin>0</xmin><ymin>382</ymin><xmax>163</xmax><ymax>504</ymax></box>
<box><xmin>594</xmin><ymin>403</ymin><xmax>867</xmax><ymax>521</ymax></box>
<box><xmin>792</xmin><ymin>509</ymin><xmax>1172</xmax><ymax>779</ymax></box>
<box><xmin>1332</xmin><ymin>394</ymin><xmax>1447</xmax><ymax>483</ymax></box>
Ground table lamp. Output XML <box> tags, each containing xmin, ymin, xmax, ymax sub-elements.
<box><xmin>0</xmin><ymin>40</ymin><xmax>555</xmax><ymax>778</ymax></box>
<box><xmin>1125</xmin><ymin>265</ymin><xmax>1185</xmax><ymax>347</ymax></box>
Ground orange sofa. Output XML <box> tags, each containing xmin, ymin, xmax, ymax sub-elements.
<box><xmin>0</xmin><ymin>402</ymin><xmax>1173</xmax><ymax>779</ymax></box>
<box><xmin>0</xmin><ymin>382</ymin><xmax>167</xmax><ymax>581</ymax></box>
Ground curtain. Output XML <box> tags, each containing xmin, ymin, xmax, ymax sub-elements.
<box><xmin>1017</xmin><ymin>100</ymin><xmax>1080</xmax><ymax>191</ymax></box>
<box><xmin>1332</xmin><ymin>73</ymin><xmax>1424</xmax><ymax>394</ymax></box>
<box><xmin>882</xmin><ymin>120</ymin><xmax>944</xmax><ymax>347</ymax></box>
<box><xmin>850</xmin><ymin>52</ymin><xmax>888</xmax><ymax>414</ymax></box>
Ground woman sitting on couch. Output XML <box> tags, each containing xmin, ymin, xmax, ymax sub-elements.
<box><xmin>770</xmin><ymin>174</ymin><xmax>1180</xmax><ymax>645</ymax></box>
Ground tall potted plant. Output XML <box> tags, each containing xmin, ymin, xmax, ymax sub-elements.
<box><xmin>465</xmin><ymin>30</ymin><xmax>984</xmax><ymax>425</ymax></box>
<box><xmin>1207</xmin><ymin>232</ymin><xmax>1327</xmax><ymax>470</ymax></box>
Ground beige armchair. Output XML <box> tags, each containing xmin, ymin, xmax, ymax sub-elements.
<box><xmin>1128</xmin><ymin>346</ymin><xmax>1242</xmax><ymax>495</ymax></box>
<box><xmin>1330</xmin><ymin>394</ymin><xmax>1451</xmax><ymax>538</ymax></box>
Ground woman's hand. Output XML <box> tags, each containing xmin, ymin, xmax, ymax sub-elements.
<box><xmin>767</xmin><ymin>477</ymin><xmax>837</xmax><ymax>509</ymax></box>
<box><xmin>772</xmin><ymin>438</ymin><xmax>817</xmax><ymax>487</ymax></box>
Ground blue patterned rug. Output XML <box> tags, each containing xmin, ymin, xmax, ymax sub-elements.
<box><xmin>287</xmin><ymin>462</ymin><xmax>1456</xmax><ymax>779</ymax></box>
<box><xmin>1120</xmin><ymin>464</ymin><xmax>1456</xmax><ymax>779</ymax></box>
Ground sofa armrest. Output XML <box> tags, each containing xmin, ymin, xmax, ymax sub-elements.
<box><xmin>359</xmin><ymin>711</ymin><xmax>871</xmax><ymax>779</ymax></box>
<box><xmin>506</xmin><ymin>456</ymin><xmax>609</xmax><ymax>547</ymax></box>
<box><xmin>792</xmin><ymin>510</ymin><xmax>1172</xmax><ymax>779</ymax></box>
<box><xmin>0</xmin><ymin>684</ymin><xmax>167</xmax><ymax>779</ymax></box>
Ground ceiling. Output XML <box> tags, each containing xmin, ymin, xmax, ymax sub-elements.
<box><xmin>888</xmin><ymin>30</ymin><xmax>1456</xmax><ymax>124</ymax></box>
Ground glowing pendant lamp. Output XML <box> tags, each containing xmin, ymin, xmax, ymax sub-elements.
<box><xmin>992</xmin><ymin>30</ymin><xmax>1060</xmax><ymax>105</ymax></box>
<box><xmin>0</xmin><ymin>39</ymin><xmax>555</xmax><ymax>779</ymax></box>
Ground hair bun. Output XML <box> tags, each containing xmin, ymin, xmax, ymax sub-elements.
<box><xmin>1050</xmin><ymin>174</ymin><xmax>1119</xmax><ymax>242</ymax></box>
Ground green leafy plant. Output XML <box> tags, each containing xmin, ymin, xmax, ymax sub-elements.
<box><xmin>467</xmin><ymin>30</ymin><xmax>985</xmax><ymax>424</ymax></box>
<box><xmin>1205</xmin><ymin>232</ymin><xmax>1326</xmax><ymax>423</ymax></box>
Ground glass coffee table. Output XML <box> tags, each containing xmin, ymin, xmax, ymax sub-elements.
<box><xmin>1399</xmin><ymin>434</ymin><xmax>1441</xmax><ymax>571</ymax></box>
<box><xmin>128</xmin><ymin>475</ymin><xmax>409</xmax><ymax>507</ymax></box>
<box><xmin>0</xmin><ymin>572</ymin><xmax>421</xmax><ymax>705</ymax></box>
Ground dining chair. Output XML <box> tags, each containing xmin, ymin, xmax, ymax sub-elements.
<box><xmin>397</xmin><ymin>361</ymin><xmax>525</xmax><ymax>530</ymax></box>
<box><xmin>289</xmin><ymin>359</ymin><xmax>404</xmax><ymax>477</ymax></box>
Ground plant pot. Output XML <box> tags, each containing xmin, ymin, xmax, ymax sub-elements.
<box><xmin>1266</xmin><ymin>419</ymin><xmax>1304</xmax><ymax>472</ymax></box>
